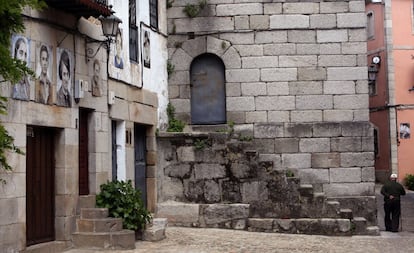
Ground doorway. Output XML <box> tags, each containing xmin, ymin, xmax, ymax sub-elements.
<box><xmin>190</xmin><ymin>53</ymin><xmax>226</xmax><ymax>124</ymax></box>
<box><xmin>26</xmin><ymin>126</ymin><xmax>55</xmax><ymax>246</ymax></box>
<box><xmin>134</xmin><ymin>124</ymin><xmax>147</xmax><ymax>207</ymax></box>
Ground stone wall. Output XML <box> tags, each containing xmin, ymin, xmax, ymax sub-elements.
<box><xmin>162</xmin><ymin>0</ymin><xmax>376</xmax><ymax>229</ymax></box>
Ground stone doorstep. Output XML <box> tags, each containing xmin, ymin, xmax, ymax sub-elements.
<box><xmin>23</xmin><ymin>241</ymin><xmax>71</xmax><ymax>253</ymax></box>
<box><xmin>77</xmin><ymin>195</ymin><xmax>97</xmax><ymax>215</ymax></box>
<box><xmin>72</xmin><ymin>230</ymin><xmax>135</xmax><ymax>250</ymax></box>
<box><xmin>340</xmin><ymin>208</ymin><xmax>353</xmax><ymax>219</ymax></box>
<box><xmin>80</xmin><ymin>208</ymin><xmax>109</xmax><ymax>219</ymax></box>
<box><xmin>76</xmin><ymin>218</ymin><xmax>123</xmax><ymax>233</ymax></box>
<box><xmin>248</xmin><ymin>218</ymin><xmax>352</xmax><ymax>236</ymax></box>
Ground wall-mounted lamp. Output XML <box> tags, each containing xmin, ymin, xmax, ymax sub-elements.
<box><xmin>368</xmin><ymin>64</ymin><xmax>378</xmax><ymax>82</ymax></box>
<box><xmin>84</xmin><ymin>6</ymin><xmax>122</xmax><ymax>60</ymax></box>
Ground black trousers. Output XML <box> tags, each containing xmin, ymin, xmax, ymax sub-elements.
<box><xmin>384</xmin><ymin>200</ymin><xmax>401</xmax><ymax>232</ymax></box>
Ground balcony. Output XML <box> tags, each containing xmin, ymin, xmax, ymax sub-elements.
<box><xmin>45</xmin><ymin>0</ymin><xmax>112</xmax><ymax>17</ymax></box>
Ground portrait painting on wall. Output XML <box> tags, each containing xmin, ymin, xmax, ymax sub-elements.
<box><xmin>142</xmin><ymin>28</ymin><xmax>151</xmax><ymax>68</ymax></box>
<box><xmin>56</xmin><ymin>48</ymin><xmax>73</xmax><ymax>107</ymax></box>
<box><xmin>11</xmin><ymin>35</ymin><xmax>31</xmax><ymax>101</ymax></box>
<box><xmin>35</xmin><ymin>43</ymin><xmax>54</xmax><ymax>104</ymax></box>
<box><xmin>91</xmin><ymin>59</ymin><xmax>102</xmax><ymax>97</ymax></box>
<box><xmin>114</xmin><ymin>29</ymin><xmax>124</xmax><ymax>69</ymax></box>
<box><xmin>400</xmin><ymin>123</ymin><xmax>410</xmax><ymax>139</ymax></box>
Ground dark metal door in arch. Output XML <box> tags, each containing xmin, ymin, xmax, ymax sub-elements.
<box><xmin>134</xmin><ymin>124</ymin><xmax>147</xmax><ymax>207</ymax></box>
<box><xmin>26</xmin><ymin>126</ymin><xmax>55</xmax><ymax>246</ymax></box>
<box><xmin>190</xmin><ymin>53</ymin><xmax>226</xmax><ymax>124</ymax></box>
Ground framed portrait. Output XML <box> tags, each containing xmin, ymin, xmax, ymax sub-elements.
<box><xmin>35</xmin><ymin>43</ymin><xmax>54</xmax><ymax>104</ymax></box>
<box><xmin>56</xmin><ymin>48</ymin><xmax>73</xmax><ymax>107</ymax></box>
<box><xmin>11</xmin><ymin>35</ymin><xmax>31</xmax><ymax>101</ymax></box>
<box><xmin>141</xmin><ymin>27</ymin><xmax>151</xmax><ymax>68</ymax></box>
<box><xmin>400</xmin><ymin>123</ymin><xmax>410</xmax><ymax>139</ymax></box>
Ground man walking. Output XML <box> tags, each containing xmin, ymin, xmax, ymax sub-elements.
<box><xmin>381</xmin><ymin>173</ymin><xmax>406</xmax><ymax>232</ymax></box>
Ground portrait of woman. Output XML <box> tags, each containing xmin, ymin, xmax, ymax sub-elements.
<box><xmin>11</xmin><ymin>35</ymin><xmax>31</xmax><ymax>101</ymax></box>
<box><xmin>35</xmin><ymin>44</ymin><xmax>53</xmax><ymax>104</ymax></box>
<box><xmin>142</xmin><ymin>29</ymin><xmax>150</xmax><ymax>68</ymax></box>
<box><xmin>56</xmin><ymin>49</ymin><xmax>72</xmax><ymax>107</ymax></box>
<box><xmin>91</xmin><ymin>59</ymin><xmax>102</xmax><ymax>97</ymax></box>
<box><xmin>114</xmin><ymin>30</ymin><xmax>124</xmax><ymax>69</ymax></box>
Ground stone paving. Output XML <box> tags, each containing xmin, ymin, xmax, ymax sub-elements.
<box><xmin>64</xmin><ymin>184</ymin><xmax>414</xmax><ymax>253</ymax></box>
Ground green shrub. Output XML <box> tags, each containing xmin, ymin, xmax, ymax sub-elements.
<box><xmin>167</xmin><ymin>103</ymin><xmax>185</xmax><ymax>132</ymax></box>
<box><xmin>96</xmin><ymin>180</ymin><xmax>152</xmax><ymax>231</ymax></box>
<box><xmin>405</xmin><ymin>174</ymin><xmax>414</xmax><ymax>190</ymax></box>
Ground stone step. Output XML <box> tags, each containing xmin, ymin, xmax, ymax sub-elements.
<box><xmin>72</xmin><ymin>230</ymin><xmax>135</xmax><ymax>250</ymax></box>
<box><xmin>298</xmin><ymin>184</ymin><xmax>313</xmax><ymax>197</ymax></box>
<box><xmin>365</xmin><ymin>226</ymin><xmax>380</xmax><ymax>236</ymax></box>
<box><xmin>77</xmin><ymin>195</ymin><xmax>96</xmax><ymax>215</ymax></box>
<box><xmin>325</xmin><ymin>201</ymin><xmax>340</xmax><ymax>217</ymax></box>
<box><xmin>143</xmin><ymin>218</ymin><xmax>168</xmax><ymax>242</ymax></box>
<box><xmin>248</xmin><ymin>218</ymin><xmax>351</xmax><ymax>236</ymax></box>
<box><xmin>340</xmin><ymin>208</ymin><xmax>353</xmax><ymax>219</ymax></box>
<box><xmin>352</xmin><ymin>217</ymin><xmax>367</xmax><ymax>235</ymax></box>
<box><xmin>77</xmin><ymin>218</ymin><xmax>123</xmax><ymax>233</ymax></box>
<box><xmin>81</xmin><ymin>208</ymin><xmax>109</xmax><ymax>219</ymax></box>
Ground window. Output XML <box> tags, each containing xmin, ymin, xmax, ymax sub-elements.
<box><xmin>368</xmin><ymin>80</ymin><xmax>377</xmax><ymax>96</ymax></box>
<box><xmin>373</xmin><ymin>128</ymin><xmax>379</xmax><ymax>157</ymax></box>
<box><xmin>367</xmin><ymin>12</ymin><xmax>374</xmax><ymax>40</ymax></box>
<box><xmin>129</xmin><ymin>0</ymin><xmax>138</xmax><ymax>62</ymax></box>
<box><xmin>150</xmin><ymin>0</ymin><xmax>158</xmax><ymax>29</ymax></box>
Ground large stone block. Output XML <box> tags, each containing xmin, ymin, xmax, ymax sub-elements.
<box><xmin>291</xmin><ymin>111</ymin><xmax>323</xmax><ymax>123</ymax></box>
<box><xmin>289</xmin><ymin>81</ymin><xmax>322</xmax><ymax>95</ymax></box>
<box><xmin>250</xmin><ymin>15</ymin><xmax>269</xmax><ymax>30</ymax></box>
<box><xmin>270</xmin><ymin>15</ymin><xmax>309</xmax><ymax>29</ymax></box>
<box><xmin>282</xmin><ymin>153</ymin><xmax>311</xmax><ymax>169</ymax></box>
<box><xmin>310</xmin><ymin>14</ymin><xmax>336</xmax><ymax>29</ymax></box>
<box><xmin>331</xmin><ymin>137</ymin><xmax>361</xmax><ymax>152</ymax></box>
<box><xmin>220</xmin><ymin>33</ymin><xmax>254</xmax><ymax>45</ymax></box>
<box><xmin>337</xmin><ymin>13</ymin><xmax>366</xmax><ymax>28</ymax></box>
<box><xmin>297</xmin><ymin>168</ymin><xmax>329</xmax><ymax>184</ymax></box>
<box><xmin>254</xmin><ymin>123</ymin><xmax>284</xmax><ymax>138</ymax></box>
<box><xmin>299</xmin><ymin>138</ymin><xmax>330</xmax><ymax>153</ymax></box>
<box><xmin>320</xmin><ymin>2</ymin><xmax>349</xmax><ymax>14</ymax></box>
<box><xmin>268</xmin><ymin>111</ymin><xmax>290</xmax><ymax>123</ymax></box>
<box><xmin>241</xmin><ymin>181</ymin><xmax>268</xmax><ymax>203</ymax></box>
<box><xmin>327</xmin><ymin>67</ymin><xmax>367</xmax><ymax>81</ymax></box>
<box><xmin>323</xmin><ymin>81</ymin><xmax>355</xmax><ymax>94</ymax></box>
<box><xmin>279</xmin><ymin>55</ymin><xmax>317</xmax><ymax>67</ymax></box>
<box><xmin>297</xmin><ymin>67</ymin><xmax>327</xmax><ymax>81</ymax></box>
<box><xmin>241</xmin><ymin>82</ymin><xmax>267</xmax><ymax>96</ymax></box>
<box><xmin>261</xmin><ymin>68</ymin><xmax>297</xmax><ymax>82</ymax></box>
<box><xmin>297</xmin><ymin>44</ymin><xmax>320</xmax><ymax>55</ymax></box>
<box><xmin>201</xmin><ymin>204</ymin><xmax>250</xmax><ymax>225</ymax></box>
<box><xmin>194</xmin><ymin>164</ymin><xmax>226</xmax><ymax>180</ymax></box>
<box><xmin>256</xmin><ymin>96</ymin><xmax>295</xmax><ymax>111</ymax></box>
<box><xmin>283</xmin><ymin>3</ymin><xmax>319</xmax><ymax>14</ymax></box>
<box><xmin>311</xmin><ymin>153</ymin><xmax>340</xmax><ymax>168</ymax></box>
<box><xmin>323</xmin><ymin>182</ymin><xmax>375</xmax><ymax>197</ymax></box>
<box><xmin>288</xmin><ymin>30</ymin><xmax>316</xmax><ymax>43</ymax></box>
<box><xmin>330</xmin><ymin>167</ymin><xmax>361</xmax><ymax>183</ymax></box>
<box><xmin>156</xmin><ymin>201</ymin><xmax>199</xmax><ymax>226</ymax></box>
<box><xmin>246</xmin><ymin>111</ymin><xmax>267</xmax><ymax>123</ymax></box>
<box><xmin>226</xmin><ymin>96</ymin><xmax>255</xmax><ymax>111</ymax></box>
<box><xmin>255</xmin><ymin>31</ymin><xmax>287</xmax><ymax>44</ymax></box>
<box><xmin>317</xmin><ymin>30</ymin><xmax>348</xmax><ymax>43</ymax></box>
<box><xmin>274</xmin><ymin>138</ymin><xmax>299</xmax><ymax>153</ymax></box>
<box><xmin>263</xmin><ymin>44</ymin><xmax>296</xmax><ymax>56</ymax></box>
<box><xmin>242</xmin><ymin>56</ymin><xmax>279</xmax><ymax>69</ymax></box>
<box><xmin>264</xmin><ymin>3</ymin><xmax>282</xmax><ymax>15</ymax></box>
<box><xmin>318</xmin><ymin>55</ymin><xmax>356</xmax><ymax>67</ymax></box>
<box><xmin>296</xmin><ymin>95</ymin><xmax>333</xmax><ymax>110</ymax></box>
<box><xmin>216</xmin><ymin>3</ymin><xmax>263</xmax><ymax>16</ymax></box>
<box><xmin>226</xmin><ymin>69</ymin><xmax>260</xmax><ymax>82</ymax></box>
<box><xmin>181</xmin><ymin>36</ymin><xmax>206</xmax><ymax>58</ymax></box>
<box><xmin>334</xmin><ymin>94</ymin><xmax>368</xmax><ymax>109</ymax></box>
<box><xmin>234</xmin><ymin>45</ymin><xmax>263</xmax><ymax>57</ymax></box>
<box><xmin>267</xmin><ymin>82</ymin><xmax>289</xmax><ymax>95</ymax></box>
<box><xmin>340</xmin><ymin>152</ymin><xmax>374</xmax><ymax>167</ymax></box>
<box><xmin>174</xmin><ymin>17</ymin><xmax>234</xmax><ymax>33</ymax></box>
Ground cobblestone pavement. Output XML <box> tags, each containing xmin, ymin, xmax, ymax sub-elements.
<box><xmin>65</xmin><ymin>227</ymin><xmax>414</xmax><ymax>253</ymax></box>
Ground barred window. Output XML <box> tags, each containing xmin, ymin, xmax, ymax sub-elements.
<box><xmin>150</xmin><ymin>0</ymin><xmax>158</xmax><ymax>29</ymax></box>
<box><xmin>129</xmin><ymin>0</ymin><xmax>138</xmax><ymax>62</ymax></box>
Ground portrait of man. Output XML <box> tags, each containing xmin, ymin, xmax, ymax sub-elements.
<box><xmin>91</xmin><ymin>59</ymin><xmax>102</xmax><ymax>97</ymax></box>
<box><xmin>142</xmin><ymin>29</ymin><xmax>150</xmax><ymax>68</ymax></box>
<box><xmin>56</xmin><ymin>48</ymin><xmax>72</xmax><ymax>107</ymax></box>
<box><xmin>35</xmin><ymin>44</ymin><xmax>53</xmax><ymax>104</ymax></box>
<box><xmin>400</xmin><ymin>123</ymin><xmax>410</xmax><ymax>139</ymax></box>
<box><xmin>114</xmin><ymin>29</ymin><xmax>124</xmax><ymax>69</ymax></box>
<box><xmin>11</xmin><ymin>35</ymin><xmax>31</xmax><ymax>100</ymax></box>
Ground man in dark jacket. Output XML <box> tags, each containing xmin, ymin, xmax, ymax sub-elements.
<box><xmin>381</xmin><ymin>173</ymin><xmax>406</xmax><ymax>232</ymax></box>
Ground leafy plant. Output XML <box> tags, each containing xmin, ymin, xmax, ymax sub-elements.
<box><xmin>194</xmin><ymin>138</ymin><xmax>208</xmax><ymax>150</ymax></box>
<box><xmin>404</xmin><ymin>174</ymin><xmax>414</xmax><ymax>191</ymax></box>
<box><xmin>286</xmin><ymin>170</ymin><xmax>295</xmax><ymax>178</ymax></box>
<box><xmin>167</xmin><ymin>103</ymin><xmax>185</xmax><ymax>132</ymax></box>
<box><xmin>221</xmin><ymin>41</ymin><xmax>227</xmax><ymax>49</ymax></box>
<box><xmin>167</xmin><ymin>0</ymin><xmax>174</xmax><ymax>8</ymax></box>
<box><xmin>96</xmin><ymin>180</ymin><xmax>152</xmax><ymax>231</ymax></box>
<box><xmin>0</xmin><ymin>0</ymin><xmax>46</xmax><ymax>183</ymax></box>
<box><xmin>167</xmin><ymin>60</ymin><xmax>175</xmax><ymax>78</ymax></box>
<box><xmin>183</xmin><ymin>0</ymin><xmax>207</xmax><ymax>18</ymax></box>
<box><xmin>239</xmin><ymin>135</ymin><xmax>253</xmax><ymax>142</ymax></box>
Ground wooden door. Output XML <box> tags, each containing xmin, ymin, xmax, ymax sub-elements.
<box><xmin>111</xmin><ymin>121</ymin><xmax>117</xmax><ymax>181</ymax></box>
<box><xmin>190</xmin><ymin>53</ymin><xmax>226</xmax><ymax>124</ymax></box>
<box><xmin>26</xmin><ymin>126</ymin><xmax>55</xmax><ymax>246</ymax></box>
<box><xmin>134</xmin><ymin>124</ymin><xmax>147</xmax><ymax>207</ymax></box>
<box><xmin>79</xmin><ymin>109</ymin><xmax>89</xmax><ymax>195</ymax></box>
